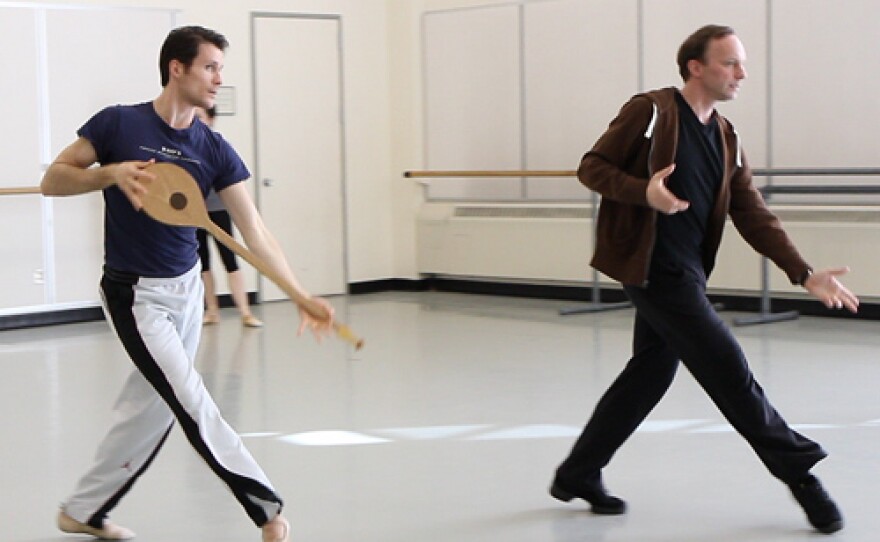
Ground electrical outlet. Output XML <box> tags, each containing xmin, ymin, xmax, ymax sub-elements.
<box><xmin>33</xmin><ymin>269</ymin><xmax>44</xmax><ymax>285</ymax></box>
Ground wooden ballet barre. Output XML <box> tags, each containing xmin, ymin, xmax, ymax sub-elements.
<box><xmin>0</xmin><ymin>187</ymin><xmax>42</xmax><ymax>195</ymax></box>
<box><xmin>405</xmin><ymin>167</ymin><xmax>880</xmax><ymax>179</ymax></box>
<box><xmin>761</xmin><ymin>185</ymin><xmax>880</xmax><ymax>195</ymax></box>
<box><xmin>752</xmin><ymin>167</ymin><xmax>880</xmax><ymax>176</ymax></box>
<box><xmin>404</xmin><ymin>170</ymin><xmax>576</xmax><ymax>178</ymax></box>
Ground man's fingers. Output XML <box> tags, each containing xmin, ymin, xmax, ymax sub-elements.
<box><xmin>830</xmin><ymin>296</ymin><xmax>858</xmax><ymax>313</ymax></box>
<box><xmin>135</xmin><ymin>172</ymin><xmax>156</xmax><ymax>186</ymax></box>
<box><xmin>825</xmin><ymin>284</ymin><xmax>859</xmax><ymax>313</ymax></box>
<box><xmin>844</xmin><ymin>298</ymin><xmax>859</xmax><ymax>313</ymax></box>
<box><xmin>839</xmin><ymin>287</ymin><xmax>859</xmax><ymax>313</ymax></box>
<box><xmin>665</xmin><ymin>200</ymin><xmax>690</xmax><ymax>214</ymax></box>
<box><xmin>129</xmin><ymin>179</ymin><xmax>148</xmax><ymax>195</ymax></box>
<box><xmin>132</xmin><ymin>158</ymin><xmax>156</xmax><ymax>172</ymax></box>
<box><xmin>656</xmin><ymin>163</ymin><xmax>675</xmax><ymax>178</ymax></box>
<box><xmin>132</xmin><ymin>166</ymin><xmax>156</xmax><ymax>187</ymax></box>
<box><xmin>814</xmin><ymin>267</ymin><xmax>850</xmax><ymax>280</ymax></box>
<box><xmin>649</xmin><ymin>168</ymin><xmax>675</xmax><ymax>189</ymax></box>
<box><xmin>647</xmin><ymin>164</ymin><xmax>686</xmax><ymax>215</ymax></box>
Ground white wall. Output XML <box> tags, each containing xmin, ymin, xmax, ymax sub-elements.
<box><xmin>182</xmin><ymin>0</ymin><xmax>398</xmax><ymax>285</ymax></box>
<box><xmin>416</xmin><ymin>203</ymin><xmax>880</xmax><ymax>300</ymax></box>
<box><xmin>1</xmin><ymin>0</ymin><xmax>402</xmax><ymax>316</ymax></box>
<box><xmin>0</xmin><ymin>2</ymin><xmax>177</xmax><ymax>312</ymax></box>
<box><xmin>408</xmin><ymin>0</ymin><xmax>880</xmax><ymax>197</ymax></box>
<box><xmin>196</xmin><ymin>0</ymin><xmax>398</xmax><ymax>284</ymax></box>
<box><xmin>4</xmin><ymin>0</ymin><xmax>880</xmax><ymax>317</ymax></box>
<box><xmin>401</xmin><ymin>0</ymin><xmax>880</xmax><ymax>301</ymax></box>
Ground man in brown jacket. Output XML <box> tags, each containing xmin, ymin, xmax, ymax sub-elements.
<box><xmin>550</xmin><ymin>25</ymin><xmax>857</xmax><ymax>535</ymax></box>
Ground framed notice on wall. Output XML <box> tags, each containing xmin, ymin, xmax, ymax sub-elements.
<box><xmin>215</xmin><ymin>86</ymin><xmax>236</xmax><ymax>115</ymax></box>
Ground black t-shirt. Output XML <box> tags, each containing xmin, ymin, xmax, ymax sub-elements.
<box><xmin>648</xmin><ymin>91</ymin><xmax>723</xmax><ymax>283</ymax></box>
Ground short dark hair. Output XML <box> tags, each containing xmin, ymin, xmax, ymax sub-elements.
<box><xmin>159</xmin><ymin>26</ymin><xmax>228</xmax><ymax>87</ymax></box>
<box><xmin>676</xmin><ymin>25</ymin><xmax>735</xmax><ymax>81</ymax></box>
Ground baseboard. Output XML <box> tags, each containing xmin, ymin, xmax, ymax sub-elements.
<box><xmin>0</xmin><ymin>292</ymin><xmax>260</xmax><ymax>332</ymax></box>
<box><xmin>0</xmin><ymin>306</ymin><xmax>106</xmax><ymax>331</ymax></box>
<box><xmin>705</xmin><ymin>293</ymin><xmax>880</xmax><ymax>320</ymax></box>
<box><xmin>216</xmin><ymin>292</ymin><xmax>259</xmax><ymax>308</ymax></box>
<box><xmin>2</xmin><ymin>279</ymin><xmax>874</xmax><ymax>332</ymax></box>
<box><xmin>348</xmin><ymin>278</ymin><xmax>430</xmax><ymax>295</ymax></box>
<box><xmin>349</xmin><ymin>277</ymin><xmax>878</xmax><ymax>321</ymax></box>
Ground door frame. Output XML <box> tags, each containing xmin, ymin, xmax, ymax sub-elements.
<box><xmin>249</xmin><ymin>12</ymin><xmax>350</xmax><ymax>300</ymax></box>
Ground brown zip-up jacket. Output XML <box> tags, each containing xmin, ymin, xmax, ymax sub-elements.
<box><xmin>578</xmin><ymin>87</ymin><xmax>811</xmax><ymax>286</ymax></box>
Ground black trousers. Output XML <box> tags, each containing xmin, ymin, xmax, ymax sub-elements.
<box><xmin>556</xmin><ymin>276</ymin><xmax>826</xmax><ymax>487</ymax></box>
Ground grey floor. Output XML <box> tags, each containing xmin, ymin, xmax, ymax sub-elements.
<box><xmin>1</xmin><ymin>291</ymin><xmax>878</xmax><ymax>542</ymax></box>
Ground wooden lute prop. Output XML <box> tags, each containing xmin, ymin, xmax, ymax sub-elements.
<box><xmin>140</xmin><ymin>162</ymin><xmax>363</xmax><ymax>349</ymax></box>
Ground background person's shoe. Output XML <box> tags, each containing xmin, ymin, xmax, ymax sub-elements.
<box><xmin>58</xmin><ymin>510</ymin><xmax>135</xmax><ymax>540</ymax></box>
<box><xmin>788</xmin><ymin>475</ymin><xmax>843</xmax><ymax>534</ymax></box>
<box><xmin>242</xmin><ymin>315</ymin><xmax>264</xmax><ymax>328</ymax></box>
<box><xmin>550</xmin><ymin>477</ymin><xmax>627</xmax><ymax>515</ymax></box>
<box><xmin>203</xmin><ymin>310</ymin><xmax>220</xmax><ymax>325</ymax></box>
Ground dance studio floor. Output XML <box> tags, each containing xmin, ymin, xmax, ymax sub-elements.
<box><xmin>1</xmin><ymin>291</ymin><xmax>878</xmax><ymax>541</ymax></box>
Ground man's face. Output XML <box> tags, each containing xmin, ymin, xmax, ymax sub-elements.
<box><xmin>177</xmin><ymin>43</ymin><xmax>223</xmax><ymax>109</ymax></box>
<box><xmin>693</xmin><ymin>34</ymin><xmax>747</xmax><ymax>102</ymax></box>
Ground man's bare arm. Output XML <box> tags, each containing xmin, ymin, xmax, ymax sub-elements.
<box><xmin>41</xmin><ymin>137</ymin><xmax>154</xmax><ymax>208</ymax></box>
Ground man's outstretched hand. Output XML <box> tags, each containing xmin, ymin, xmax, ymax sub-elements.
<box><xmin>804</xmin><ymin>267</ymin><xmax>859</xmax><ymax>313</ymax></box>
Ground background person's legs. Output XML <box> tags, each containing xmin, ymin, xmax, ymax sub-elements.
<box><xmin>209</xmin><ymin>210</ymin><xmax>262</xmax><ymax>327</ymax></box>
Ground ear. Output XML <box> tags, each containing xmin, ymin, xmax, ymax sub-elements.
<box><xmin>169</xmin><ymin>59</ymin><xmax>185</xmax><ymax>80</ymax></box>
<box><xmin>686</xmin><ymin>58</ymin><xmax>703</xmax><ymax>79</ymax></box>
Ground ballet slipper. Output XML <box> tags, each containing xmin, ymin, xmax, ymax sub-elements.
<box><xmin>261</xmin><ymin>514</ymin><xmax>289</xmax><ymax>542</ymax></box>
<box><xmin>58</xmin><ymin>510</ymin><xmax>136</xmax><ymax>540</ymax></box>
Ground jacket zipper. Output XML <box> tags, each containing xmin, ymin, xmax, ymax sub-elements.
<box><xmin>641</xmin><ymin>102</ymin><xmax>659</xmax><ymax>286</ymax></box>
<box><xmin>642</xmin><ymin>130</ymin><xmax>657</xmax><ymax>287</ymax></box>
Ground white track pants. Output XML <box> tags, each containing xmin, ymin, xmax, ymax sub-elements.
<box><xmin>63</xmin><ymin>264</ymin><xmax>282</xmax><ymax>529</ymax></box>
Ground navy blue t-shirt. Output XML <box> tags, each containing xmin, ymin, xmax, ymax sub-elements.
<box><xmin>78</xmin><ymin>102</ymin><xmax>249</xmax><ymax>277</ymax></box>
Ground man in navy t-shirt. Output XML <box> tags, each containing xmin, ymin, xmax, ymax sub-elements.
<box><xmin>41</xmin><ymin>25</ymin><xmax>330</xmax><ymax>542</ymax></box>
<box><xmin>83</xmin><ymin>101</ymin><xmax>249</xmax><ymax>277</ymax></box>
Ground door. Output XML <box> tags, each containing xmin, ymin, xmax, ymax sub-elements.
<box><xmin>252</xmin><ymin>14</ymin><xmax>347</xmax><ymax>301</ymax></box>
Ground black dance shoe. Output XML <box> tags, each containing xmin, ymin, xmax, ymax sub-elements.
<box><xmin>788</xmin><ymin>474</ymin><xmax>843</xmax><ymax>534</ymax></box>
<box><xmin>549</xmin><ymin>477</ymin><xmax>627</xmax><ymax>515</ymax></box>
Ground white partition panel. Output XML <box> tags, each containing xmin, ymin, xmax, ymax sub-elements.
<box><xmin>43</xmin><ymin>7</ymin><xmax>175</xmax><ymax>306</ymax></box>
<box><xmin>44</xmin><ymin>8</ymin><xmax>173</xmax><ymax>159</ymax></box>
<box><xmin>0</xmin><ymin>4</ymin><xmax>175</xmax><ymax>315</ymax></box>
<box><xmin>0</xmin><ymin>7</ymin><xmax>42</xmax><ymax>188</ymax></box>
<box><xmin>51</xmin><ymin>194</ymin><xmax>105</xmax><ymax>304</ymax></box>
<box><xmin>0</xmin><ymin>7</ymin><xmax>47</xmax><ymax>310</ymax></box>
<box><xmin>423</xmin><ymin>5</ymin><xmax>522</xmax><ymax>199</ymax></box>
<box><xmin>0</xmin><ymin>198</ymin><xmax>45</xmax><ymax>309</ymax></box>
<box><xmin>641</xmin><ymin>0</ymin><xmax>769</xmax><ymax>168</ymax></box>
<box><xmin>523</xmin><ymin>0</ymin><xmax>639</xmax><ymax>200</ymax></box>
<box><xmin>771</xmin><ymin>0</ymin><xmax>880</xmax><ymax>193</ymax></box>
